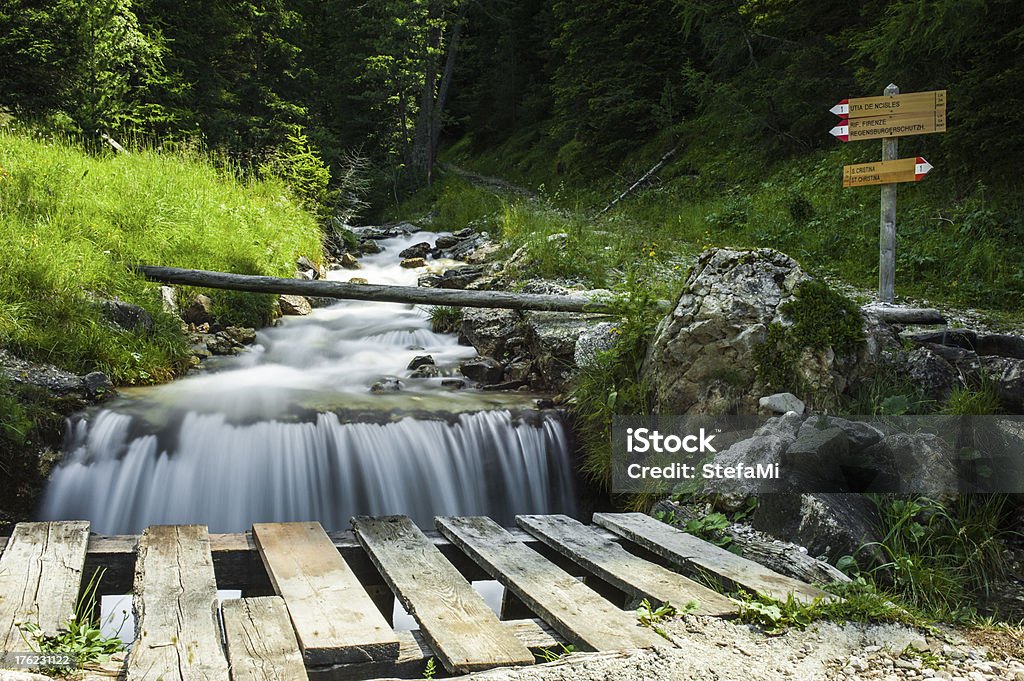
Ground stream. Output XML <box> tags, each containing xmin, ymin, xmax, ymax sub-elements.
<box><xmin>37</xmin><ymin>230</ymin><xmax>578</xmax><ymax>634</ymax></box>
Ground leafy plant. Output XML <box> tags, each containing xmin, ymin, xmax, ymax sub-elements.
<box><xmin>636</xmin><ymin>598</ymin><xmax>690</xmax><ymax>640</ymax></box>
<box><xmin>683</xmin><ymin>512</ymin><xmax>733</xmax><ymax>549</ymax></box>
<box><xmin>535</xmin><ymin>643</ymin><xmax>576</xmax><ymax>663</ymax></box>
<box><xmin>421</xmin><ymin>656</ymin><xmax>436</xmax><ymax>679</ymax></box>
<box><xmin>20</xmin><ymin>569</ymin><xmax>126</xmax><ymax>675</ymax></box>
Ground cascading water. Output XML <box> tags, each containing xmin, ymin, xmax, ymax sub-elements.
<box><xmin>39</xmin><ymin>231</ymin><xmax>577</xmax><ymax>535</ymax></box>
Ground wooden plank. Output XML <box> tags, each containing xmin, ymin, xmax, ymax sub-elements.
<box><xmin>126</xmin><ymin>525</ymin><xmax>229</xmax><ymax>681</ymax></box>
<box><xmin>253</xmin><ymin>522</ymin><xmax>399</xmax><ymax>666</ymax></box>
<box><xmin>593</xmin><ymin>513</ymin><xmax>832</xmax><ymax>605</ymax></box>
<box><xmin>435</xmin><ymin>516</ymin><xmax>669</xmax><ymax>652</ymax></box>
<box><xmin>353</xmin><ymin>516</ymin><xmax>533</xmax><ymax>673</ymax></box>
<box><xmin>516</xmin><ymin>515</ymin><xmax>737</xmax><ymax>616</ymax></box>
<box><xmin>222</xmin><ymin>597</ymin><xmax>309</xmax><ymax>681</ymax></box>
<box><xmin>0</xmin><ymin>521</ymin><xmax>90</xmax><ymax>649</ymax></box>
<box><xmin>308</xmin><ymin>619</ymin><xmax>562</xmax><ymax>681</ymax></box>
<box><xmin>1</xmin><ymin>526</ymin><xmax>561</xmax><ymax>594</ymax></box>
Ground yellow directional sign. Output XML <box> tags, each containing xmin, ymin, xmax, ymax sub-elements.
<box><xmin>843</xmin><ymin>157</ymin><xmax>933</xmax><ymax>188</ymax></box>
<box><xmin>830</xmin><ymin>90</ymin><xmax>946</xmax><ymax>118</ymax></box>
<box><xmin>829</xmin><ymin>110</ymin><xmax>947</xmax><ymax>142</ymax></box>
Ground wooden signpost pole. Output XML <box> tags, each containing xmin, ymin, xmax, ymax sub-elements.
<box><xmin>879</xmin><ymin>83</ymin><xmax>899</xmax><ymax>304</ymax></box>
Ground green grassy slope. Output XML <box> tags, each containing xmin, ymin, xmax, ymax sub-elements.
<box><xmin>0</xmin><ymin>127</ymin><xmax>322</xmax><ymax>384</ymax></box>
<box><xmin>436</xmin><ymin>125</ymin><xmax>1024</xmax><ymax>320</ymax></box>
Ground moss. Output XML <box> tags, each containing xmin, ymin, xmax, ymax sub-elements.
<box><xmin>753</xmin><ymin>279</ymin><xmax>865</xmax><ymax>393</ymax></box>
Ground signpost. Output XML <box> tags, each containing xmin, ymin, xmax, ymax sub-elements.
<box><xmin>842</xmin><ymin>157</ymin><xmax>932</xmax><ymax>188</ymax></box>
<box><xmin>830</xmin><ymin>84</ymin><xmax>947</xmax><ymax>303</ymax></box>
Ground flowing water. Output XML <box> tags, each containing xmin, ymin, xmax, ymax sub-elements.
<box><xmin>38</xmin><ymin>231</ymin><xmax>577</xmax><ymax>536</ymax></box>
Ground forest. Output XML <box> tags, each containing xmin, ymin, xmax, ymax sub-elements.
<box><xmin>1</xmin><ymin>3</ymin><xmax>1024</xmax><ymax>677</ymax></box>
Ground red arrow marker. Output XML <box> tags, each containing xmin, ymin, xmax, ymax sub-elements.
<box><xmin>830</xmin><ymin>99</ymin><xmax>850</xmax><ymax>118</ymax></box>
<box><xmin>914</xmin><ymin>157</ymin><xmax>933</xmax><ymax>180</ymax></box>
<box><xmin>829</xmin><ymin>122</ymin><xmax>849</xmax><ymax>142</ymax></box>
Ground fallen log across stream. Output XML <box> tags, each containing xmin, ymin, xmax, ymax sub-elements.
<box><xmin>131</xmin><ymin>264</ymin><xmax>647</xmax><ymax>313</ymax></box>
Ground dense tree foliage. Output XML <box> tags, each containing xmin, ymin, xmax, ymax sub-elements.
<box><xmin>1</xmin><ymin>1</ymin><xmax>1022</xmax><ymax>195</ymax></box>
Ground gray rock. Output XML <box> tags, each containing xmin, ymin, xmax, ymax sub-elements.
<box><xmin>159</xmin><ymin>286</ymin><xmax>178</xmax><ymax>316</ymax></box>
<box><xmin>183</xmin><ymin>294</ymin><xmax>215</xmax><ymax>325</ymax></box>
<box><xmin>399</xmin><ymin>241</ymin><xmax>432</xmax><ymax>259</ymax></box>
<box><xmin>759</xmin><ymin>392</ymin><xmax>805</xmax><ymax>415</ymax></box>
<box><xmin>453</xmin><ymin>227</ymin><xmax>475</xmax><ymax>238</ymax></box>
<box><xmin>752</xmin><ymin>411</ymin><xmax>804</xmax><ymax>447</ymax></box>
<box><xmin>417</xmin><ymin>273</ymin><xmax>442</xmax><ymax>288</ymax></box>
<box><xmin>460</xmin><ymin>308</ymin><xmax>525</xmax><ymax>360</ymax></box>
<box><xmin>441</xmin><ymin>378</ymin><xmax>466</xmax><ymax>389</ymax></box>
<box><xmin>459</xmin><ymin>356</ymin><xmax>503</xmax><ymax>384</ymax></box>
<box><xmin>523</xmin><ymin>309</ymin><xmax>605</xmax><ymax>389</ymax></box>
<box><xmin>504</xmin><ymin>360</ymin><xmax>534</xmax><ymax>383</ymax></box>
<box><xmin>409</xmin><ymin>365</ymin><xmax>441</xmax><ymax>378</ymax></box>
<box><xmin>782</xmin><ymin>427</ymin><xmax>848</xmax><ymax>485</ymax></box>
<box><xmin>903</xmin><ymin>345</ymin><xmax>960</xmax><ymax>401</ymax></box>
<box><xmin>223</xmin><ymin>326</ymin><xmax>257</xmax><ymax>345</ymax></box>
<box><xmin>407</xmin><ymin>355</ymin><xmax>435</xmax><ymax>370</ymax></box>
<box><xmin>358</xmin><ymin>239</ymin><xmax>382</xmax><ymax>254</ymax></box>
<box><xmin>296</xmin><ymin>268</ymin><xmax>316</xmax><ymax>280</ymax></box>
<box><xmin>370</xmin><ymin>378</ymin><xmax>402</xmax><ymax>393</ymax></box>
<box><xmin>279</xmin><ymin>294</ymin><xmax>312</xmax><ymax>316</ymax></box>
<box><xmin>861</xmin><ymin>432</ymin><xmax>959</xmax><ymax>495</ymax></box>
<box><xmin>339</xmin><ymin>252</ymin><xmax>360</xmax><ymax>269</ymax></box>
<box><xmin>753</xmin><ymin>491</ymin><xmax>880</xmax><ymax>561</ymax></box>
<box><xmin>97</xmin><ymin>298</ymin><xmax>154</xmax><ymax>334</ymax></box>
<box><xmin>980</xmin><ymin>355</ymin><xmax>1024</xmax><ymax>411</ymax></box>
<box><xmin>297</xmin><ymin>255</ymin><xmax>319</xmax><ymax>276</ymax></box>
<box><xmin>83</xmin><ymin>371</ymin><xmax>113</xmax><ymax>398</ymax></box>
<box><xmin>401</xmin><ymin>257</ymin><xmax>427</xmax><ymax>269</ymax></box>
<box><xmin>646</xmin><ymin>248</ymin><xmax>811</xmax><ymax>415</ymax></box>
<box><xmin>574</xmin><ymin>321</ymin><xmax>620</xmax><ymax>369</ymax></box>
<box><xmin>977</xmin><ymin>333</ymin><xmax>1024</xmax><ymax>359</ymax></box>
<box><xmin>434</xmin><ymin>234</ymin><xmax>460</xmax><ymax>249</ymax></box>
<box><xmin>799</xmin><ymin>416</ymin><xmax>883</xmax><ymax>452</ymax></box>
<box><xmin>698</xmin><ymin>434</ymin><xmax>788</xmax><ymax>508</ymax></box>
<box><xmin>437</xmin><ymin>265</ymin><xmax>485</xmax><ymax>289</ymax></box>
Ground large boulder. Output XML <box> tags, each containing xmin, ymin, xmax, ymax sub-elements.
<box><xmin>279</xmin><ymin>295</ymin><xmax>312</xmax><ymax>316</ymax></box>
<box><xmin>523</xmin><ymin>310</ymin><xmax>605</xmax><ymax>390</ymax></box>
<box><xmin>646</xmin><ymin>248</ymin><xmax>810</xmax><ymax>414</ymax></box>
<box><xmin>97</xmin><ymin>297</ymin><xmax>154</xmax><ymax>335</ymax></box>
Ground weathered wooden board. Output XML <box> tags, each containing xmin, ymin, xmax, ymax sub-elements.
<box><xmin>253</xmin><ymin>522</ymin><xmax>399</xmax><ymax>665</ymax></box>
<box><xmin>593</xmin><ymin>513</ymin><xmax>832</xmax><ymax>605</ymax></box>
<box><xmin>125</xmin><ymin>525</ymin><xmax>229</xmax><ymax>681</ymax></box>
<box><xmin>0</xmin><ymin>526</ymin><xmax>565</xmax><ymax>594</ymax></box>
<box><xmin>309</xmin><ymin>619</ymin><xmax>562</xmax><ymax>681</ymax></box>
<box><xmin>436</xmin><ymin>516</ymin><xmax>669</xmax><ymax>652</ymax></box>
<box><xmin>353</xmin><ymin>516</ymin><xmax>533</xmax><ymax>673</ymax></box>
<box><xmin>222</xmin><ymin>596</ymin><xmax>308</xmax><ymax>681</ymax></box>
<box><xmin>0</xmin><ymin>521</ymin><xmax>90</xmax><ymax>650</ymax></box>
<box><xmin>516</xmin><ymin>515</ymin><xmax>737</xmax><ymax>616</ymax></box>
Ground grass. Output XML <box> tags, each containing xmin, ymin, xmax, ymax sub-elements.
<box><xmin>442</xmin><ymin>123</ymin><xmax>1024</xmax><ymax>317</ymax></box>
<box><xmin>0</xmin><ymin>125</ymin><xmax>322</xmax><ymax>385</ymax></box>
<box><xmin>863</xmin><ymin>495</ymin><xmax>1016</xmax><ymax>621</ymax></box>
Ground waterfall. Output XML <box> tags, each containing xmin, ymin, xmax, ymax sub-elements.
<box><xmin>38</xmin><ymin>230</ymin><xmax>578</xmax><ymax>535</ymax></box>
<box><xmin>40</xmin><ymin>408</ymin><xmax>574</xmax><ymax>535</ymax></box>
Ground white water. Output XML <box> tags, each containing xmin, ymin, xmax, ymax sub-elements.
<box><xmin>39</xmin><ymin>231</ymin><xmax>577</xmax><ymax>535</ymax></box>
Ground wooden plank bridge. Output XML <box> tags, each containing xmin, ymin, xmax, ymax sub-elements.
<box><xmin>0</xmin><ymin>514</ymin><xmax>834</xmax><ymax>680</ymax></box>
